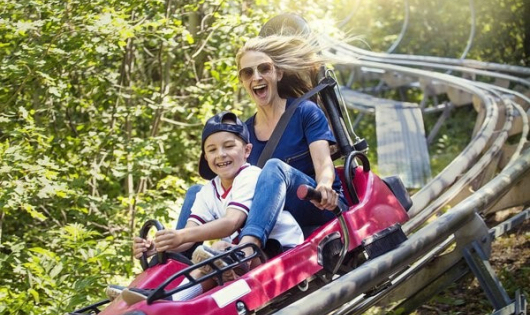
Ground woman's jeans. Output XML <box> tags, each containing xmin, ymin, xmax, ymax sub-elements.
<box><xmin>238</xmin><ymin>159</ymin><xmax>340</xmax><ymax>245</ymax></box>
<box><xmin>176</xmin><ymin>184</ymin><xmax>203</xmax><ymax>229</ymax></box>
<box><xmin>176</xmin><ymin>159</ymin><xmax>344</xmax><ymax>247</ymax></box>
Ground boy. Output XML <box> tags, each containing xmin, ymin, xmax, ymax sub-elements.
<box><xmin>121</xmin><ymin>111</ymin><xmax>303</xmax><ymax>304</ymax></box>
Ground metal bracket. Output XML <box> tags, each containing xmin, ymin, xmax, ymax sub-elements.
<box><xmin>463</xmin><ymin>241</ymin><xmax>527</xmax><ymax>315</ymax></box>
<box><xmin>490</xmin><ymin>290</ymin><xmax>528</xmax><ymax>315</ymax></box>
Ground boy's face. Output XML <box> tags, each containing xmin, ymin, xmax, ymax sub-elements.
<box><xmin>204</xmin><ymin>131</ymin><xmax>252</xmax><ymax>187</ymax></box>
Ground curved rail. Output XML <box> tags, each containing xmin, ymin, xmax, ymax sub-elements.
<box><xmin>323</xmin><ymin>35</ymin><xmax>530</xmax><ymax>77</ymax></box>
<box><xmin>385</xmin><ymin>0</ymin><xmax>409</xmax><ymax>54</ymax></box>
<box><xmin>457</xmin><ymin>0</ymin><xmax>476</xmax><ymax>61</ymax></box>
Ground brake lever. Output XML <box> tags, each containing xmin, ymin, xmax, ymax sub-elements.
<box><xmin>296</xmin><ymin>184</ymin><xmax>348</xmax><ymax>216</ymax></box>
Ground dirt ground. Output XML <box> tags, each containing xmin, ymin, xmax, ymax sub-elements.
<box><xmin>415</xmin><ymin>208</ymin><xmax>530</xmax><ymax>315</ymax></box>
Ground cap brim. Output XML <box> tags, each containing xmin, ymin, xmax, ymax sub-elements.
<box><xmin>198</xmin><ymin>152</ymin><xmax>216</xmax><ymax>180</ymax></box>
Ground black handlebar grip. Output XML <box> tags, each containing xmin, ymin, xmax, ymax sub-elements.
<box><xmin>297</xmin><ymin>184</ymin><xmax>321</xmax><ymax>201</ymax></box>
<box><xmin>297</xmin><ymin>185</ymin><xmax>342</xmax><ymax>216</ymax></box>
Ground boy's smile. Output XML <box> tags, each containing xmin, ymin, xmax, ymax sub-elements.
<box><xmin>204</xmin><ymin>131</ymin><xmax>252</xmax><ymax>189</ymax></box>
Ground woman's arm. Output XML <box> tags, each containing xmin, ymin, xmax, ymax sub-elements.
<box><xmin>154</xmin><ymin>209</ymin><xmax>247</xmax><ymax>252</ymax></box>
<box><xmin>309</xmin><ymin>139</ymin><xmax>338</xmax><ymax>210</ymax></box>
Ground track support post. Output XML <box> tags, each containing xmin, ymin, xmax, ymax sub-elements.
<box><xmin>463</xmin><ymin>241</ymin><xmax>527</xmax><ymax>315</ymax></box>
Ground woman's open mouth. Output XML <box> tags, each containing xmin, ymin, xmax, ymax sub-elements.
<box><xmin>253</xmin><ymin>84</ymin><xmax>268</xmax><ymax>98</ymax></box>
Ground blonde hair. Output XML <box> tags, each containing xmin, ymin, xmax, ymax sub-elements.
<box><xmin>235</xmin><ymin>34</ymin><xmax>327</xmax><ymax>99</ymax></box>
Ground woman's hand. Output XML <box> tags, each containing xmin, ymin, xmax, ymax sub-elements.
<box><xmin>313</xmin><ymin>184</ymin><xmax>339</xmax><ymax>211</ymax></box>
<box><xmin>132</xmin><ymin>237</ymin><xmax>156</xmax><ymax>259</ymax></box>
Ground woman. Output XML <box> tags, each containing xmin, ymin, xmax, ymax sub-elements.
<box><xmin>173</xmin><ymin>33</ymin><xmax>345</xmax><ymax>260</ymax></box>
<box><xmin>234</xmin><ymin>34</ymin><xmax>345</xmax><ymax>256</ymax></box>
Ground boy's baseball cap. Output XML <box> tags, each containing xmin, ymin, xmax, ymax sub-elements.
<box><xmin>199</xmin><ymin>111</ymin><xmax>250</xmax><ymax>180</ymax></box>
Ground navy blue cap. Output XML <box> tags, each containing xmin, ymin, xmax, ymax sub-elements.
<box><xmin>199</xmin><ymin>111</ymin><xmax>250</xmax><ymax>180</ymax></box>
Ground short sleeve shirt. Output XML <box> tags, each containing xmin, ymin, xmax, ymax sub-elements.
<box><xmin>245</xmin><ymin>98</ymin><xmax>342</xmax><ymax>192</ymax></box>
<box><xmin>189</xmin><ymin>163</ymin><xmax>303</xmax><ymax>246</ymax></box>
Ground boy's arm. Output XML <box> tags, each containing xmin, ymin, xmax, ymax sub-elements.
<box><xmin>154</xmin><ymin>208</ymin><xmax>246</xmax><ymax>253</ymax></box>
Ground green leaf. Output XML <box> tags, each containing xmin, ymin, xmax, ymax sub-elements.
<box><xmin>49</xmin><ymin>263</ymin><xmax>63</xmax><ymax>279</ymax></box>
<box><xmin>28</xmin><ymin>288</ymin><xmax>40</xmax><ymax>304</ymax></box>
<box><xmin>30</xmin><ymin>247</ymin><xmax>58</xmax><ymax>260</ymax></box>
<box><xmin>23</xmin><ymin>204</ymin><xmax>47</xmax><ymax>221</ymax></box>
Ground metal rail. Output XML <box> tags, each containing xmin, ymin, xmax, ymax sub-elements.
<box><xmin>322</xmin><ymin>35</ymin><xmax>530</xmax><ymax>77</ymax></box>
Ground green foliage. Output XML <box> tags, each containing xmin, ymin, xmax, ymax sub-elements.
<box><xmin>333</xmin><ymin>0</ymin><xmax>528</xmax><ymax>66</ymax></box>
<box><xmin>0</xmin><ymin>224</ymin><xmax>128</xmax><ymax>313</ymax></box>
<box><xmin>0</xmin><ymin>0</ymin><xmax>272</xmax><ymax>313</ymax></box>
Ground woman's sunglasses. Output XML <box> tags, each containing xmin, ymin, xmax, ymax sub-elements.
<box><xmin>238</xmin><ymin>62</ymin><xmax>274</xmax><ymax>81</ymax></box>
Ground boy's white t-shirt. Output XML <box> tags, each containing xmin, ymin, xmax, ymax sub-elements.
<box><xmin>188</xmin><ymin>163</ymin><xmax>303</xmax><ymax>248</ymax></box>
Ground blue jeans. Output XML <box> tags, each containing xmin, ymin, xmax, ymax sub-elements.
<box><xmin>175</xmin><ymin>184</ymin><xmax>203</xmax><ymax>229</ymax></box>
<box><xmin>175</xmin><ymin>184</ymin><xmax>203</xmax><ymax>258</ymax></box>
<box><xmin>239</xmin><ymin>159</ymin><xmax>345</xmax><ymax>246</ymax></box>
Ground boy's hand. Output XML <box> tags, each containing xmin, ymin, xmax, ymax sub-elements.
<box><xmin>154</xmin><ymin>229</ymin><xmax>183</xmax><ymax>252</ymax></box>
<box><xmin>132</xmin><ymin>237</ymin><xmax>155</xmax><ymax>259</ymax></box>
